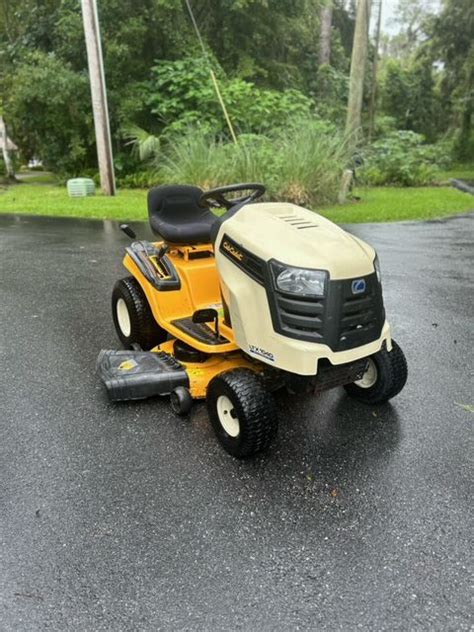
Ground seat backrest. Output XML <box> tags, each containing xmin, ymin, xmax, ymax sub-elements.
<box><xmin>148</xmin><ymin>184</ymin><xmax>206</xmax><ymax>226</ymax></box>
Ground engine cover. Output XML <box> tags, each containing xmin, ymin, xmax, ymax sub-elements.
<box><xmin>214</xmin><ymin>202</ymin><xmax>391</xmax><ymax>375</ymax></box>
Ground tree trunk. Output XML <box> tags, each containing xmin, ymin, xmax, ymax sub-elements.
<box><xmin>0</xmin><ymin>116</ymin><xmax>15</xmax><ymax>180</ymax></box>
<box><xmin>457</xmin><ymin>102</ymin><xmax>472</xmax><ymax>161</ymax></box>
<box><xmin>368</xmin><ymin>0</ymin><xmax>383</xmax><ymax>141</ymax></box>
<box><xmin>319</xmin><ymin>2</ymin><xmax>333</xmax><ymax>66</ymax></box>
<box><xmin>345</xmin><ymin>0</ymin><xmax>372</xmax><ymax>140</ymax></box>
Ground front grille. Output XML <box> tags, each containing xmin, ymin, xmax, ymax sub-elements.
<box><xmin>268</xmin><ymin>272</ymin><xmax>384</xmax><ymax>352</ymax></box>
<box><xmin>336</xmin><ymin>277</ymin><xmax>384</xmax><ymax>350</ymax></box>
<box><xmin>274</xmin><ymin>294</ymin><xmax>325</xmax><ymax>341</ymax></box>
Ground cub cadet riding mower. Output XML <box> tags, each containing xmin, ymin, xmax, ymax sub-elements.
<box><xmin>98</xmin><ymin>183</ymin><xmax>407</xmax><ymax>458</ymax></box>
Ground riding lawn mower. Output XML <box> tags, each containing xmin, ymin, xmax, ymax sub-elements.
<box><xmin>97</xmin><ymin>183</ymin><xmax>407</xmax><ymax>458</ymax></box>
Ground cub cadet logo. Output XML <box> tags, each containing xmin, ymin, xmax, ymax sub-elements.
<box><xmin>222</xmin><ymin>240</ymin><xmax>244</xmax><ymax>261</ymax></box>
<box><xmin>351</xmin><ymin>278</ymin><xmax>366</xmax><ymax>294</ymax></box>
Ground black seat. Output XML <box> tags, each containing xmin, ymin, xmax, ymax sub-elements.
<box><xmin>148</xmin><ymin>184</ymin><xmax>218</xmax><ymax>245</ymax></box>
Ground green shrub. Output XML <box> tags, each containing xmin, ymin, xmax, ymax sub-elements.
<box><xmin>360</xmin><ymin>131</ymin><xmax>440</xmax><ymax>186</ymax></box>
<box><xmin>431</xmin><ymin>137</ymin><xmax>455</xmax><ymax>171</ymax></box>
<box><xmin>147</xmin><ymin>56</ymin><xmax>312</xmax><ymax>137</ymax></box>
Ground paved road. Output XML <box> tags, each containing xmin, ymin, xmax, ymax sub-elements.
<box><xmin>0</xmin><ymin>213</ymin><xmax>472</xmax><ymax>631</ymax></box>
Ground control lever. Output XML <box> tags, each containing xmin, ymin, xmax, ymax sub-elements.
<box><xmin>120</xmin><ymin>224</ymin><xmax>136</xmax><ymax>239</ymax></box>
<box><xmin>192</xmin><ymin>308</ymin><xmax>219</xmax><ymax>339</ymax></box>
<box><xmin>156</xmin><ymin>244</ymin><xmax>169</xmax><ymax>260</ymax></box>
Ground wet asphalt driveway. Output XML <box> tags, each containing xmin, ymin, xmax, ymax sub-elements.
<box><xmin>0</xmin><ymin>212</ymin><xmax>473</xmax><ymax>631</ymax></box>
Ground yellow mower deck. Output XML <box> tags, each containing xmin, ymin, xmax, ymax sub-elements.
<box><xmin>155</xmin><ymin>340</ymin><xmax>257</xmax><ymax>399</ymax></box>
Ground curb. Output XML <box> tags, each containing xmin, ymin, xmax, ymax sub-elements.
<box><xmin>450</xmin><ymin>178</ymin><xmax>474</xmax><ymax>195</ymax></box>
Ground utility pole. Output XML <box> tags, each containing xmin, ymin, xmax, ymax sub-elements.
<box><xmin>368</xmin><ymin>0</ymin><xmax>383</xmax><ymax>141</ymax></box>
<box><xmin>319</xmin><ymin>1</ymin><xmax>333</xmax><ymax>66</ymax></box>
<box><xmin>346</xmin><ymin>0</ymin><xmax>372</xmax><ymax>140</ymax></box>
<box><xmin>81</xmin><ymin>0</ymin><xmax>115</xmax><ymax>195</ymax></box>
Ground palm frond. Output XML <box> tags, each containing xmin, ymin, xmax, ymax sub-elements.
<box><xmin>122</xmin><ymin>125</ymin><xmax>161</xmax><ymax>162</ymax></box>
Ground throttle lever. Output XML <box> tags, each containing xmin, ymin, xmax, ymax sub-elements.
<box><xmin>156</xmin><ymin>244</ymin><xmax>169</xmax><ymax>260</ymax></box>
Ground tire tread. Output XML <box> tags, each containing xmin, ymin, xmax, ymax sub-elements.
<box><xmin>344</xmin><ymin>339</ymin><xmax>407</xmax><ymax>405</ymax></box>
<box><xmin>112</xmin><ymin>277</ymin><xmax>167</xmax><ymax>349</ymax></box>
<box><xmin>207</xmin><ymin>369</ymin><xmax>277</xmax><ymax>458</ymax></box>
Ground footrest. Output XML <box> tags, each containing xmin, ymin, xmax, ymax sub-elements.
<box><xmin>171</xmin><ymin>317</ymin><xmax>229</xmax><ymax>345</ymax></box>
<box><xmin>97</xmin><ymin>349</ymin><xmax>189</xmax><ymax>401</ymax></box>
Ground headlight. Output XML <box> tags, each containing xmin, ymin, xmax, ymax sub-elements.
<box><xmin>271</xmin><ymin>262</ymin><xmax>327</xmax><ymax>297</ymax></box>
<box><xmin>374</xmin><ymin>254</ymin><xmax>381</xmax><ymax>283</ymax></box>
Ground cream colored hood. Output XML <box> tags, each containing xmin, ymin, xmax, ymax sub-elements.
<box><xmin>223</xmin><ymin>202</ymin><xmax>375</xmax><ymax>280</ymax></box>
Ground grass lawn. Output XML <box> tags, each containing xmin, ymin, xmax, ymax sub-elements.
<box><xmin>0</xmin><ymin>183</ymin><xmax>472</xmax><ymax>224</ymax></box>
<box><xmin>0</xmin><ymin>184</ymin><xmax>148</xmax><ymax>220</ymax></box>
<box><xmin>320</xmin><ymin>186</ymin><xmax>473</xmax><ymax>223</ymax></box>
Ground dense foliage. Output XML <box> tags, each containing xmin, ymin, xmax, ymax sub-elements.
<box><xmin>432</xmin><ymin>0</ymin><xmax>474</xmax><ymax>160</ymax></box>
<box><xmin>147</xmin><ymin>56</ymin><xmax>312</xmax><ymax>136</ymax></box>
<box><xmin>378</xmin><ymin>0</ymin><xmax>473</xmax><ymax>158</ymax></box>
<box><xmin>0</xmin><ymin>0</ymin><xmax>338</xmax><ymax>172</ymax></box>
<box><xmin>0</xmin><ymin>0</ymin><xmax>472</xmax><ymax>193</ymax></box>
<box><xmin>4</xmin><ymin>52</ymin><xmax>94</xmax><ymax>172</ymax></box>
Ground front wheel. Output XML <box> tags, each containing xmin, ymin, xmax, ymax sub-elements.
<box><xmin>206</xmin><ymin>369</ymin><xmax>278</xmax><ymax>458</ymax></box>
<box><xmin>344</xmin><ymin>339</ymin><xmax>408</xmax><ymax>405</ymax></box>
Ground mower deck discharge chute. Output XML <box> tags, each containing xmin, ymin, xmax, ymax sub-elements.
<box><xmin>98</xmin><ymin>183</ymin><xmax>407</xmax><ymax>458</ymax></box>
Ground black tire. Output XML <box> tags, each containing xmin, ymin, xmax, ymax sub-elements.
<box><xmin>112</xmin><ymin>277</ymin><xmax>167</xmax><ymax>350</ymax></box>
<box><xmin>170</xmin><ymin>386</ymin><xmax>193</xmax><ymax>416</ymax></box>
<box><xmin>206</xmin><ymin>369</ymin><xmax>278</xmax><ymax>458</ymax></box>
<box><xmin>344</xmin><ymin>339</ymin><xmax>408</xmax><ymax>405</ymax></box>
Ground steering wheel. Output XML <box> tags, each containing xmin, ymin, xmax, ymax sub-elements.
<box><xmin>199</xmin><ymin>183</ymin><xmax>266</xmax><ymax>210</ymax></box>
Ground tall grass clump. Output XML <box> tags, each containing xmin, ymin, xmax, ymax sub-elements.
<box><xmin>157</xmin><ymin>131</ymin><xmax>276</xmax><ymax>190</ymax></box>
<box><xmin>225</xmin><ymin>134</ymin><xmax>276</xmax><ymax>185</ymax></box>
<box><xmin>130</xmin><ymin>118</ymin><xmax>351</xmax><ymax>207</ymax></box>
<box><xmin>158</xmin><ymin>133</ymin><xmax>228</xmax><ymax>190</ymax></box>
<box><xmin>269</xmin><ymin>120</ymin><xmax>351</xmax><ymax>206</ymax></box>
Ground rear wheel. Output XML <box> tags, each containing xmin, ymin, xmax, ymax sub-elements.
<box><xmin>344</xmin><ymin>339</ymin><xmax>407</xmax><ymax>405</ymax></box>
<box><xmin>206</xmin><ymin>369</ymin><xmax>278</xmax><ymax>458</ymax></box>
<box><xmin>112</xmin><ymin>277</ymin><xmax>167</xmax><ymax>350</ymax></box>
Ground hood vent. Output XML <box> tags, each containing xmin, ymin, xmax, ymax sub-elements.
<box><xmin>276</xmin><ymin>214</ymin><xmax>319</xmax><ymax>230</ymax></box>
